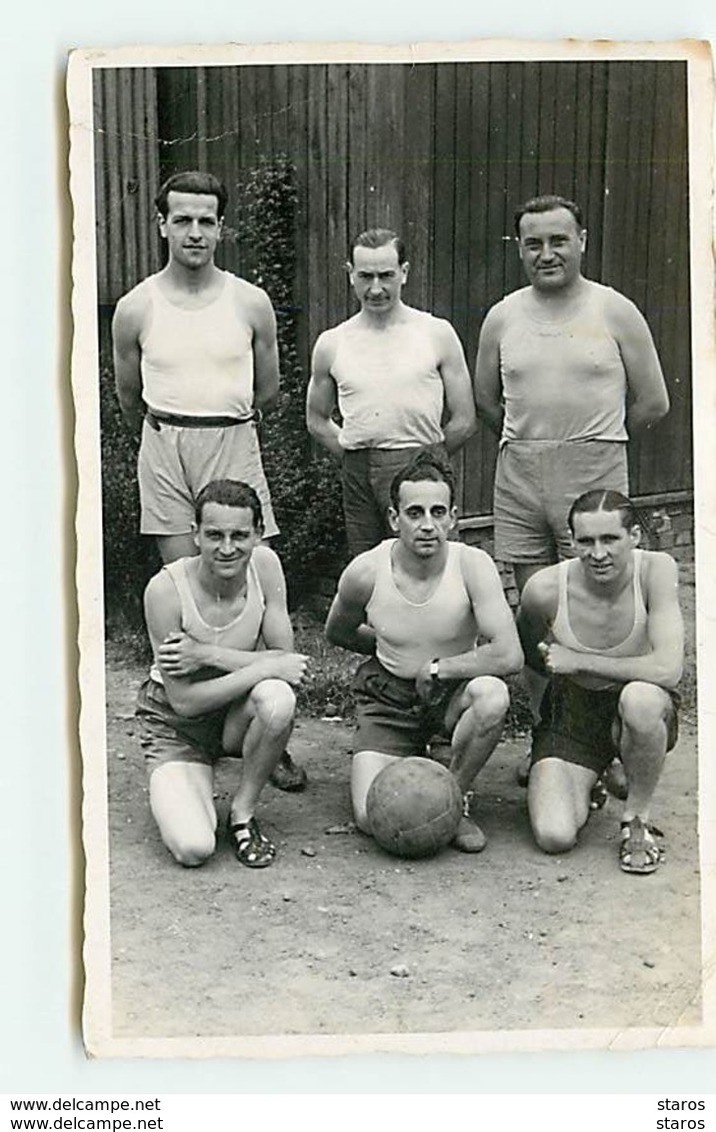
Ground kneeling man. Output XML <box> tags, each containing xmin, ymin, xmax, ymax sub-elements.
<box><xmin>517</xmin><ymin>489</ymin><xmax>683</xmax><ymax>873</ymax></box>
<box><xmin>138</xmin><ymin>478</ymin><xmax>307</xmax><ymax>868</ymax></box>
<box><xmin>325</xmin><ymin>453</ymin><xmax>523</xmax><ymax>852</ymax></box>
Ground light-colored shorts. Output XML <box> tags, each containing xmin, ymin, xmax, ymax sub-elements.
<box><xmin>138</xmin><ymin>418</ymin><xmax>278</xmax><ymax>538</ymax></box>
<box><xmin>493</xmin><ymin>438</ymin><xmax>628</xmax><ymax>564</ymax></box>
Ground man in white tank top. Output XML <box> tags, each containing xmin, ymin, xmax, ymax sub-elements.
<box><xmin>517</xmin><ymin>490</ymin><xmax>683</xmax><ymax>874</ymax></box>
<box><xmin>307</xmin><ymin>229</ymin><xmax>476</xmax><ymax>557</ymax></box>
<box><xmin>113</xmin><ymin>171</ymin><xmax>280</xmax><ymax>564</ymax></box>
<box><xmin>138</xmin><ymin>479</ymin><xmax>308</xmax><ymax>868</ymax></box>
<box><xmin>474</xmin><ymin>194</ymin><xmax>669</xmax><ymax>595</ymax></box>
<box><xmin>475</xmin><ymin>194</ymin><xmax>670</xmax><ymax>793</ymax></box>
<box><xmin>326</xmin><ymin>453</ymin><xmax>523</xmax><ymax>853</ymax></box>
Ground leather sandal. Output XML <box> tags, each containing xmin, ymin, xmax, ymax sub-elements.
<box><xmin>228</xmin><ymin>815</ymin><xmax>276</xmax><ymax>868</ymax></box>
<box><xmin>619</xmin><ymin>816</ymin><xmax>663</xmax><ymax>875</ymax></box>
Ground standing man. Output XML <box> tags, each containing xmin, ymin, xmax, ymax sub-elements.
<box><xmin>474</xmin><ymin>194</ymin><xmax>670</xmax><ymax>789</ymax></box>
<box><xmin>307</xmin><ymin>228</ymin><xmax>477</xmax><ymax>558</ymax></box>
<box><xmin>325</xmin><ymin>453</ymin><xmax>523</xmax><ymax>852</ymax></box>
<box><xmin>112</xmin><ymin>170</ymin><xmax>280</xmax><ymax>563</ymax></box>
<box><xmin>517</xmin><ymin>490</ymin><xmax>683</xmax><ymax>874</ymax></box>
<box><xmin>137</xmin><ymin>479</ymin><xmax>308</xmax><ymax>868</ymax></box>
<box><xmin>113</xmin><ymin>170</ymin><xmax>305</xmax><ymax>791</ymax></box>
<box><xmin>474</xmin><ymin>194</ymin><xmax>669</xmax><ymax>596</ymax></box>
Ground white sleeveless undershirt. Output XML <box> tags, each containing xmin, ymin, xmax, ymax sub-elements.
<box><xmin>139</xmin><ymin>272</ymin><xmax>255</xmax><ymax>417</ymax></box>
<box><xmin>331</xmin><ymin>309</ymin><xmax>445</xmax><ymax>449</ymax></box>
<box><xmin>150</xmin><ymin>556</ymin><xmax>265</xmax><ymax>685</ymax></box>
<box><xmin>497</xmin><ymin>280</ymin><xmax>628</xmax><ymax>443</ymax></box>
<box><xmin>551</xmin><ymin>550</ymin><xmax>649</xmax><ymax>689</ymax></box>
<box><xmin>365</xmin><ymin>540</ymin><xmax>478</xmax><ymax>680</ymax></box>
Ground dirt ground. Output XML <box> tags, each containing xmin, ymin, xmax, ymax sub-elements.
<box><xmin>104</xmin><ymin>657</ymin><xmax>701</xmax><ymax>1043</ymax></box>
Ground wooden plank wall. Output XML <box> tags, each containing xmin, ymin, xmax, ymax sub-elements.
<box><xmin>94</xmin><ymin>61</ymin><xmax>692</xmax><ymax>513</ymax></box>
<box><xmin>93</xmin><ymin>68</ymin><xmax>160</xmax><ymax>304</ymax></box>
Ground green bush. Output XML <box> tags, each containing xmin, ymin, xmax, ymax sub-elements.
<box><xmin>231</xmin><ymin>157</ymin><xmax>346</xmax><ymax>599</ymax></box>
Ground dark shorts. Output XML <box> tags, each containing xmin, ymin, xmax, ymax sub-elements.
<box><xmin>136</xmin><ymin>677</ymin><xmax>236</xmax><ymax>771</ymax></box>
<box><xmin>353</xmin><ymin>656</ymin><xmax>465</xmax><ymax>758</ymax></box>
<box><xmin>531</xmin><ymin>677</ymin><xmax>680</xmax><ymax>776</ymax></box>
<box><xmin>341</xmin><ymin>443</ymin><xmax>451</xmax><ymax>558</ymax></box>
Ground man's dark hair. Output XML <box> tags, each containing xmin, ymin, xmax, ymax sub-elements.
<box><xmin>194</xmin><ymin>479</ymin><xmax>264</xmax><ymax>530</ymax></box>
<box><xmin>514</xmin><ymin>194</ymin><xmax>584</xmax><ymax>237</ymax></box>
<box><xmin>389</xmin><ymin>451</ymin><xmax>455</xmax><ymax>511</ymax></box>
<box><xmin>155</xmin><ymin>171</ymin><xmax>229</xmax><ymax>220</ymax></box>
<box><xmin>349</xmin><ymin>228</ymin><xmax>407</xmax><ymax>265</ymax></box>
<box><xmin>568</xmin><ymin>489</ymin><xmax>638</xmax><ymax>534</ymax></box>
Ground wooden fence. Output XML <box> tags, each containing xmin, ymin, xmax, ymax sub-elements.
<box><xmin>93</xmin><ymin>60</ymin><xmax>692</xmax><ymax>517</ymax></box>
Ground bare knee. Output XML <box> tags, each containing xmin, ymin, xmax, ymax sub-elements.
<box><xmin>250</xmin><ymin>679</ymin><xmax>297</xmax><ymax>734</ymax></box>
<box><xmin>464</xmin><ymin>676</ymin><xmax>510</xmax><ymax>730</ymax></box>
<box><xmin>164</xmin><ymin>829</ymin><xmax>216</xmax><ymax>867</ymax></box>
<box><xmin>531</xmin><ymin>821</ymin><xmax>578</xmax><ymax>855</ymax></box>
<box><xmin>619</xmin><ymin>682</ymin><xmax>669</xmax><ymax>738</ymax></box>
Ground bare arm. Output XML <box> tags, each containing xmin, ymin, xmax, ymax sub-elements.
<box><xmin>473</xmin><ymin>305</ymin><xmax>505</xmax><ymax>437</ymax></box>
<box><xmin>112</xmin><ymin>294</ymin><xmax>145</xmax><ymax>434</ymax></box>
<box><xmin>250</xmin><ymin>288</ymin><xmax>280</xmax><ymax>414</ymax></box>
<box><xmin>253</xmin><ymin>545</ymin><xmax>295</xmax><ymax>650</ymax></box>
<box><xmin>159</xmin><ymin>547</ymin><xmax>295</xmax><ymax>675</ymax></box>
<box><xmin>516</xmin><ymin>569</ymin><xmax>559</xmax><ymax>676</ymax></box>
<box><xmin>324</xmin><ymin>556</ymin><xmax>377</xmax><ymax>655</ymax></box>
<box><xmin>540</xmin><ymin>555</ymin><xmax>684</xmax><ymax>689</ymax></box>
<box><xmin>425</xmin><ymin>547</ymin><xmax>524</xmax><ymax>686</ymax></box>
<box><xmin>145</xmin><ymin>569</ymin><xmax>306</xmax><ymax>716</ymax></box>
<box><xmin>306</xmin><ymin>332</ymin><xmax>343</xmax><ymax>458</ymax></box>
<box><xmin>608</xmin><ymin>293</ymin><xmax>670</xmax><ymax>434</ymax></box>
<box><xmin>437</xmin><ymin>320</ymin><xmax>477</xmax><ymax>454</ymax></box>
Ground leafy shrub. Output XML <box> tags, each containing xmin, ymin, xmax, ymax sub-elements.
<box><xmin>231</xmin><ymin>157</ymin><xmax>346</xmax><ymax>600</ymax></box>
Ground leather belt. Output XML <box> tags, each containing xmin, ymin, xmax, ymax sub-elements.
<box><xmin>145</xmin><ymin>409</ymin><xmax>262</xmax><ymax>431</ymax></box>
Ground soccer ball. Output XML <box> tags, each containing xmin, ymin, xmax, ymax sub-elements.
<box><xmin>366</xmin><ymin>757</ymin><xmax>463</xmax><ymax>859</ymax></box>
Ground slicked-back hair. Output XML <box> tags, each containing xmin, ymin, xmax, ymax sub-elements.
<box><xmin>514</xmin><ymin>195</ymin><xmax>584</xmax><ymax>238</ymax></box>
<box><xmin>194</xmin><ymin>479</ymin><xmax>264</xmax><ymax>531</ymax></box>
<box><xmin>568</xmin><ymin>489</ymin><xmax>638</xmax><ymax>534</ymax></box>
<box><xmin>349</xmin><ymin>228</ymin><xmax>407</xmax><ymax>265</ymax></box>
<box><xmin>389</xmin><ymin>451</ymin><xmax>455</xmax><ymax>511</ymax></box>
<box><xmin>155</xmin><ymin>171</ymin><xmax>229</xmax><ymax>220</ymax></box>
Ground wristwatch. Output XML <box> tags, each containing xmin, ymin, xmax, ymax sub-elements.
<box><xmin>429</xmin><ymin>658</ymin><xmax>440</xmax><ymax>682</ymax></box>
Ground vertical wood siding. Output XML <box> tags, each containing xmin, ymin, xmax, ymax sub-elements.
<box><xmin>93</xmin><ymin>68</ymin><xmax>160</xmax><ymax>304</ymax></box>
<box><xmin>94</xmin><ymin>61</ymin><xmax>692</xmax><ymax>512</ymax></box>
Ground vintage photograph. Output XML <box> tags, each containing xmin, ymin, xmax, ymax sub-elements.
<box><xmin>68</xmin><ymin>41</ymin><xmax>714</xmax><ymax>1057</ymax></box>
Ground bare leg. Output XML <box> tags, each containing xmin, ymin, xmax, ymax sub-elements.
<box><xmin>149</xmin><ymin>761</ymin><xmax>217</xmax><ymax>867</ymax></box>
<box><xmin>528</xmin><ymin>758</ymin><xmax>597</xmax><ymax>854</ymax></box>
<box><xmin>445</xmin><ymin>676</ymin><xmax>510</xmax><ymax>851</ymax></box>
<box><xmin>513</xmin><ymin>561</ymin><xmax>552</xmax><ymax>784</ymax></box>
<box><xmin>617</xmin><ymin>682</ymin><xmax>671</xmax><ymax>823</ymax></box>
<box><xmin>156</xmin><ymin>533</ymin><xmax>198</xmax><ymax>564</ymax></box>
<box><xmin>224</xmin><ymin>679</ymin><xmax>296</xmax><ymax>825</ymax></box>
<box><xmin>350</xmin><ymin>750</ymin><xmax>401</xmax><ymax>833</ymax></box>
